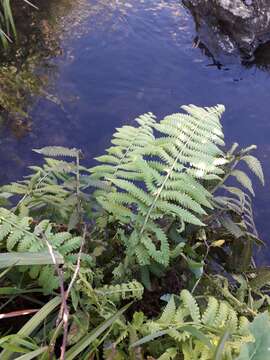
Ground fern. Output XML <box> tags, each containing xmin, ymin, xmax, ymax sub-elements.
<box><xmin>241</xmin><ymin>155</ymin><xmax>264</xmax><ymax>185</ymax></box>
<box><xmin>95</xmin><ymin>280</ymin><xmax>144</xmax><ymax>302</ymax></box>
<box><xmin>139</xmin><ymin>290</ymin><xmax>252</xmax><ymax>360</ymax></box>
<box><xmin>213</xmin><ymin>143</ymin><xmax>264</xmax><ymax>245</ymax></box>
<box><xmin>1</xmin><ymin>146</ymin><xmax>87</xmax><ymax>227</ymax></box>
<box><xmin>90</xmin><ymin>105</ymin><xmax>226</xmax><ymax>268</ymax></box>
<box><xmin>0</xmin><ymin>208</ymin><xmax>85</xmax><ymax>293</ymax></box>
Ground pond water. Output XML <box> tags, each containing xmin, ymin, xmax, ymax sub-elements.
<box><xmin>1</xmin><ymin>0</ymin><xmax>270</xmax><ymax>260</ymax></box>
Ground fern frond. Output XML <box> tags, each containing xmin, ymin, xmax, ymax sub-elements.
<box><xmin>238</xmin><ymin>316</ymin><xmax>250</xmax><ymax>335</ymax></box>
<box><xmin>140</xmin><ymin>288</ymin><xmax>251</xmax><ymax>360</ymax></box>
<box><xmin>90</xmin><ymin>105</ymin><xmax>226</xmax><ymax>268</ymax></box>
<box><xmin>33</xmin><ymin>146</ymin><xmax>80</xmax><ymax>158</ymax></box>
<box><xmin>135</xmin><ymin>244</ymin><xmax>151</xmax><ymax>266</ymax></box>
<box><xmin>57</xmin><ymin>235</ymin><xmax>82</xmax><ymax>255</ymax></box>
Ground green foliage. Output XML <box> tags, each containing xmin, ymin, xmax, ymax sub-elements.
<box><xmin>213</xmin><ymin>142</ymin><xmax>263</xmax><ymax>243</ymax></box>
<box><xmin>133</xmin><ymin>290</ymin><xmax>252</xmax><ymax>360</ymax></box>
<box><xmin>0</xmin><ymin>0</ymin><xmax>16</xmax><ymax>47</ymax></box>
<box><xmin>0</xmin><ymin>207</ymin><xmax>85</xmax><ymax>292</ymax></box>
<box><xmin>95</xmin><ymin>280</ymin><xmax>144</xmax><ymax>302</ymax></box>
<box><xmin>0</xmin><ymin>0</ymin><xmax>37</xmax><ymax>48</ymax></box>
<box><xmin>0</xmin><ymin>104</ymin><xmax>267</xmax><ymax>360</ymax></box>
<box><xmin>91</xmin><ymin>105</ymin><xmax>226</xmax><ymax>269</ymax></box>
<box><xmin>0</xmin><ymin>296</ymin><xmax>61</xmax><ymax>359</ymax></box>
<box><xmin>236</xmin><ymin>313</ymin><xmax>270</xmax><ymax>360</ymax></box>
<box><xmin>2</xmin><ymin>146</ymin><xmax>87</xmax><ymax>227</ymax></box>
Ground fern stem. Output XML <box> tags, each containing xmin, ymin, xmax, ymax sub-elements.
<box><xmin>113</xmin><ymin>140</ymin><xmax>134</xmax><ymax>178</ymax></box>
<box><xmin>211</xmin><ymin>157</ymin><xmax>240</xmax><ymax>194</ymax></box>
<box><xmin>75</xmin><ymin>151</ymin><xmax>82</xmax><ymax>224</ymax></box>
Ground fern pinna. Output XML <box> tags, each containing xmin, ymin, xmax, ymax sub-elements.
<box><xmin>90</xmin><ymin>105</ymin><xmax>226</xmax><ymax>269</ymax></box>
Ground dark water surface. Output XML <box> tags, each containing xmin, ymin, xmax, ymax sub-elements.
<box><xmin>1</xmin><ymin>0</ymin><xmax>270</xmax><ymax>259</ymax></box>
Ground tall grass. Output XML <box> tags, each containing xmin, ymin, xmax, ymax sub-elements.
<box><xmin>0</xmin><ymin>0</ymin><xmax>37</xmax><ymax>48</ymax></box>
<box><xmin>0</xmin><ymin>0</ymin><xmax>16</xmax><ymax>47</ymax></box>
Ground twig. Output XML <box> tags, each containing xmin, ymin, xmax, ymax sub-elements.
<box><xmin>43</xmin><ymin>226</ymin><xmax>86</xmax><ymax>360</ymax></box>
<box><xmin>75</xmin><ymin>150</ymin><xmax>82</xmax><ymax>226</ymax></box>
<box><xmin>0</xmin><ymin>308</ymin><xmax>38</xmax><ymax>319</ymax></box>
<box><xmin>61</xmin><ymin>227</ymin><xmax>86</xmax><ymax>358</ymax></box>
<box><xmin>66</xmin><ymin>226</ymin><xmax>86</xmax><ymax>299</ymax></box>
<box><xmin>42</xmin><ymin>232</ymin><xmax>68</xmax><ymax>360</ymax></box>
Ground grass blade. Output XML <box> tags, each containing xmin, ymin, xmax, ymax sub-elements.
<box><xmin>131</xmin><ymin>325</ymin><xmax>213</xmax><ymax>350</ymax></box>
<box><xmin>15</xmin><ymin>346</ymin><xmax>48</xmax><ymax>360</ymax></box>
<box><xmin>65</xmin><ymin>303</ymin><xmax>131</xmax><ymax>360</ymax></box>
<box><xmin>0</xmin><ymin>296</ymin><xmax>61</xmax><ymax>360</ymax></box>
<box><xmin>0</xmin><ymin>252</ymin><xmax>64</xmax><ymax>268</ymax></box>
<box><xmin>214</xmin><ymin>330</ymin><xmax>230</xmax><ymax>360</ymax></box>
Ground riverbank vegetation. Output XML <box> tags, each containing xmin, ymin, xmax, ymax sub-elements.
<box><xmin>0</xmin><ymin>0</ymin><xmax>69</xmax><ymax>137</ymax></box>
<box><xmin>0</xmin><ymin>104</ymin><xmax>270</xmax><ymax>359</ymax></box>
<box><xmin>0</xmin><ymin>0</ymin><xmax>39</xmax><ymax>47</ymax></box>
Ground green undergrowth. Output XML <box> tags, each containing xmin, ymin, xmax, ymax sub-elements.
<box><xmin>0</xmin><ymin>104</ymin><xmax>269</xmax><ymax>359</ymax></box>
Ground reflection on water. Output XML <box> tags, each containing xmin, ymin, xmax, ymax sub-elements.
<box><xmin>0</xmin><ymin>0</ymin><xmax>270</xmax><ymax>260</ymax></box>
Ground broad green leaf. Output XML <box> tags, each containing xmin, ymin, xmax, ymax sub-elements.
<box><xmin>236</xmin><ymin>312</ymin><xmax>270</xmax><ymax>360</ymax></box>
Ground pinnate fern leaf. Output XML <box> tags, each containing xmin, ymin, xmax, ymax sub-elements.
<box><xmin>91</xmin><ymin>105</ymin><xmax>226</xmax><ymax>268</ymax></box>
<box><xmin>33</xmin><ymin>146</ymin><xmax>80</xmax><ymax>158</ymax></box>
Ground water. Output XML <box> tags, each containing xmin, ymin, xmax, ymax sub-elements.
<box><xmin>1</xmin><ymin>0</ymin><xmax>270</xmax><ymax>259</ymax></box>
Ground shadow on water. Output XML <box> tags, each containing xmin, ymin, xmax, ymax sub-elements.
<box><xmin>0</xmin><ymin>0</ymin><xmax>270</xmax><ymax>261</ymax></box>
